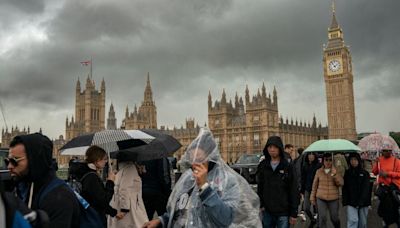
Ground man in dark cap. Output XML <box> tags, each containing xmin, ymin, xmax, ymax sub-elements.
<box><xmin>257</xmin><ymin>136</ymin><xmax>299</xmax><ymax>228</ymax></box>
<box><xmin>6</xmin><ymin>133</ymin><xmax>80</xmax><ymax>228</ymax></box>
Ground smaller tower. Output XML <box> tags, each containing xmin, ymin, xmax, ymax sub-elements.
<box><xmin>107</xmin><ymin>103</ymin><xmax>117</xmax><ymax>130</ymax></box>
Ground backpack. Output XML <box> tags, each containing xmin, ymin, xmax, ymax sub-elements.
<box><xmin>38</xmin><ymin>178</ymin><xmax>104</xmax><ymax>228</ymax></box>
<box><xmin>68</xmin><ymin>172</ymin><xmax>97</xmax><ymax>194</ymax></box>
<box><xmin>1</xmin><ymin>192</ymin><xmax>32</xmax><ymax>228</ymax></box>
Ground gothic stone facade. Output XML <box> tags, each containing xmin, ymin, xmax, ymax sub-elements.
<box><xmin>121</xmin><ymin>74</ymin><xmax>198</xmax><ymax>159</ymax></box>
<box><xmin>208</xmin><ymin>85</ymin><xmax>328</xmax><ymax>163</ymax></box>
<box><xmin>121</xmin><ymin>73</ymin><xmax>157</xmax><ymax>130</ymax></box>
<box><xmin>323</xmin><ymin>7</ymin><xmax>357</xmax><ymax>140</ymax></box>
<box><xmin>1</xmin><ymin>126</ymin><xmax>31</xmax><ymax>148</ymax></box>
<box><xmin>65</xmin><ymin>77</ymin><xmax>106</xmax><ymax>141</ymax></box>
<box><xmin>159</xmin><ymin>119</ymin><xmax>201</xmax><ymax>160</ymax></box>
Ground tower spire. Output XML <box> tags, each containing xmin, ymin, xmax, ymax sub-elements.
<box><xmin>330</xmin><ymin>0</ymin><xmax>339</xmax><ymax>29</ymax></box>
<box><xmin>208</xmin><ymin>90</ymin><xmax>212</xmax><ymax>109</ymax></box>
<box><xmin>144</xmin><ymin>72</ymin><xmax>153</xmax><ymax>103</ymax></box>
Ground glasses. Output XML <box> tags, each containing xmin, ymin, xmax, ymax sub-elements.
<box><xmin>4</xmin><ymin>156</ymin><xmax>26</xmax><ymax>167</ymax></box>
<box><xmin>325</xmin><ymin>159</ymin><xmax>333</xmax><ymax>162</ymax></box>
<box><xmin>382</xmin><ymin>150</ymin><xmax>392</xmax><ymax>153</ymax></box>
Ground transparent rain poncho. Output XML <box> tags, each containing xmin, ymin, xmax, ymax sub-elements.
<box><xmin>164</xmin><ymin>128</ymin><xmax>261</xmax><ymax>228</ymax></box>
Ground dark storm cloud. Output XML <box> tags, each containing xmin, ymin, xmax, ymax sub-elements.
<box><xmin>1</xmin><ymin>0</ymin><xmax>399</xmax><ymax>138</ymax></box>
<box><xmin>0</xmin><ymin>0</ymin><xmax>46</xmax><ymax>15</ymax></box>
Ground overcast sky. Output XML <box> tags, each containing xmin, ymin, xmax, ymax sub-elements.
<box><xmin>1</xmin><ymin>0</ymin><xmax>399</xmax><ymax>141</ymax></box>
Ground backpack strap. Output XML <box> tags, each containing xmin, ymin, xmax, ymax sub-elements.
<box><xmin>80</xmin><ymin>171</ymin><xmax>97</xmax><ymax>183</ymax></box>
<box><xmin>37</xmin><ymin>178</ymin><xmax>66</xmax><ymax>207</ymax></box>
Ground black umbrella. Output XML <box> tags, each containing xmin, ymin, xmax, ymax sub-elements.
<box><xmin>110</xmin><ymin>129</ymin><xmax>182</xmax><ymax>162</ymax></box>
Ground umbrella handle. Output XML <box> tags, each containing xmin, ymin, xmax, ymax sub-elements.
<box><xmin>107</xmin><ymin>152</ymin><xmax>113</xmax><ymax>174</ymax></box>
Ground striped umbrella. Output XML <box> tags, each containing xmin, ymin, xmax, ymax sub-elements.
<box><xmin>59</xmin><ymin>130</ymin><xmax>155</xmax><ymax>156</ymax></box>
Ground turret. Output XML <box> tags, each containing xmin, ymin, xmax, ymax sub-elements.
<box><xmin>208</xmin><ymin>90</ymin><xmax>212</xmax><ymax>109</ymax></box>
<box><xmin>262</xmin><ymin>82</ymin><xmax>266</xmax><ymax>98</ymax></box>
<box><xmin>101</xmin><ymin>78</ymin><xmax>106</xmax><ymax>92</ymax></box>
<box><xmin>144</xmin><ymin>72</ymin><xmax>153</xmax><ymax>103</ymax></box>
<box><xmin>312</xmin><ymin>114</ymin><xmax>317</xmax><ymax>128</ymax></box>
<box><xmin>76</xmin><ymin>78</ymin><xmax>81</xmax><ymax>94</ymax></box>
<box><xmin>221</xmin><ymin>89</ymin><xmax>227</xmax><ymax>104</ymax></box>
<box><xmin>234</xmin><ymin>92</ymin><xmax>239</xmax><ymax>108</ymax></box>
<box><xmin>245</xmin><ymin>85</ymin><xmax>250</xmax><ymax>105</ymax></box>
<box><xmin>273</xmin><ymin>86</ymin><xmax>278</xmax><ymax>107</ymax></box>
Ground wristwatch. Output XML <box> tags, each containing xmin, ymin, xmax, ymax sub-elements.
<box><xmin>199</xmin><ymin>182</ymin><xmax>210</xmax><ymax>192</ymax></box>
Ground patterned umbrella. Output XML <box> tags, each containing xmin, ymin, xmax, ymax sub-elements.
<box><xmin>358</xmin><ymin>133</ymin><xmax>400</xmax><ymax>160</ymax></box>
<box><xmin>110</xmin><ymin>129</ymin><xmax>181</xmax><ymax>162</ymax></box>
<box><xmin>59</xmin><ymin>130</ymin><xmax>155</xmax><ymax>156</ymax></box>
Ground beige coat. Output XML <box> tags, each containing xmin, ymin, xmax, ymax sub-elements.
<box><xmin>310</xmin><ymin>167</ymin><xmax>343</xmax><ymax>203</ymax></box>
<box><xmin>108</xmin><ymin>162</ymin><xmax>149</xmax><ymax>228</ymax></box>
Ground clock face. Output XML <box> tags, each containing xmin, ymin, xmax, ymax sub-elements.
<box><xmin>328</xmin><ymin>60</ymin><xmax>341</xmax><ymax>72</ymax></box>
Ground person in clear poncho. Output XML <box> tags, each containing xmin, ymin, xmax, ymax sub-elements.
<box><xmin>142</xmin><ymin>128</ymin><xmax>262</xmax><ymax>228</ymax></box>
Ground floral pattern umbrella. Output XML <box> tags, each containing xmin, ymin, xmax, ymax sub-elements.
<box><xmin>358</xmin><ymin>133</ymin><xmax>400</xmax><ymax>160</ymax></box>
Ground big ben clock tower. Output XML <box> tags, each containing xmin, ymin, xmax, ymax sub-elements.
<box><xmin>323</xmin><ymin>2</ymin><xmax>357</xmax><ymax>140</ymax></box>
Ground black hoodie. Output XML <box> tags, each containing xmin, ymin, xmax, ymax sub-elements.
<box><xmin>342</xmin><ymin>153</ymin><xmax>371</xmax><ymax>207</ymax></box>
<box><xmin>13</xmin><ymin>133</ymin><xmax>80</xmax><ymax>228</ymax></box>
<box><xmin>257</xmin><ymin>136</ymin><xmax>300</xmax><ymax>217</ymax></box>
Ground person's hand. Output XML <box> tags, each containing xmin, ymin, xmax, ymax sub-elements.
<box><xmin>311</xmin><ymin>199</ymin><xmax>315</xmax><ymax>206</ymax></box>
<box><xmin>380</xmin><ymin>171</ymin><xmax>388</xmax><ymax>178</ymax></box>
<box><xmin>331</xmin><ymin>167</ymin><xmax>337</xmax><ymax>176</ymax></box>
<box><xmin>192</xmin><ymin>163</ymin><xmax>208</xmax><ymax>187</ymax></box>
<box><xmin>116</xmin><ymin>212</ymin><xmax>126</xmax><ymax>220</ymax></box>
<box><xmin>289</xmin><ymin>217</ymin><xmax>297</xmax><ymax>225</ymax></box>
<box><xmin>142</xmin><ymin>219</ymin><xmax>161</xmax><ymax>228</ymax></box>
<box><xmin>107</xmin><ymin>171</ymin><xmax>116</xmax><ymax>182</ymax></box>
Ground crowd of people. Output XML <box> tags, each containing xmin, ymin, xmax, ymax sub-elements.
<box><xmin>1</xmin><ymin>129</ymin><xmax>400</xmax><ymax>228</ymax></box>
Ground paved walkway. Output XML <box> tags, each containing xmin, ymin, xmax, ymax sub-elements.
<box><xmin>293</xmin><ymin>198</ymin><xmax>384</xmax><ymax>228</ymax></box>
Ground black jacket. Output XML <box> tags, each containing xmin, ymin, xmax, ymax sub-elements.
<box><xmin>301</xmin><ymin>156</ymin><xmax>321</xmax><ymax>193</ymax></box>
<box><xmin>140</xmin><ymin>158</ymin><xmax>171</xmax><ymax>196</ymax></box>
<box><xmin>342</xmin><ymin>155</ymin><xmax>371</xmax><ymax>207</ymax></box>
<box><xmin>257</xmin><ymin>136</ymin><xmax>299</xmax><ymax>217</ymax></box>
<box><xmin>13</xmin><ymin>133</ymin><xmax>80</xmax><ymax>228</ymax></box>
<box><xmin>77</xmin><ymin>163</ymin><xmax>117</xmax><ymax>226</ymax></box>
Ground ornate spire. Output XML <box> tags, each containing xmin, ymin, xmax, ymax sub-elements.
<box><xmin>221</xmin><ymin>89</ymin><xmax>227</xmax><ymax>104</ymax></box>
<box><xmin>76</xmin><ymin>77</ymin><xmax>81</xmax><ymax>92</ymax></box>
<box><xmin>85</xmin><ymin>75</ymin><xmax>92</xmax><ymax>89</ymax></box>
<box><xmin>245</xmin><ymin>85</ymin><xmax>250</xmax><ymax>104</ymax></box>
<box><xmin>235</xmin><ymin>92</ymin><xmax>239</xmax><ymax>107</ymax></box>
<box><xmin>208</xmin><ymin>90</ymin><xmax>212</xmax><ymax>108</ymax></box>
<box><xmin>312</xmin><ymin>114</ymin><xmax>317</xmax><ymax>128</ymax></box>
<box><xmin>262</xmin><ymin>82</ymin><xmax>266</xmax><ymax>98</ymax></box>
<box><xmin>144</xmin><ymin>72</ymin><xmax>153</xmax><ymax>102</ymax></box>
<box><xmin>101</xmin><ymin>78</ymin><xmax>105</xmax><ymax>91</ymax></box>
<box><xmin>330</xmin><ymin>0</ymin><xmax>339</xmax><ymax>29</ymax></box>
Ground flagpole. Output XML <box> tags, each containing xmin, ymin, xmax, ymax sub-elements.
<box><xmin>90</xmin><ymin>57</ymin><xmax>93</xmax><ymax>79</ymax></box>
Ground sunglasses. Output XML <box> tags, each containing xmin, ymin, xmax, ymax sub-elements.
<box><xmin>4</xmin><ymin>156</ymin><xmax>26</xmax><ymax>167</ymax></box>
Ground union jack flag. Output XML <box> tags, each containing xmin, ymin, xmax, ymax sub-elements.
<box><xmin>80</xmin><ymin>60</ymin><xmax>91</xmax><ymax>66</ymax></box>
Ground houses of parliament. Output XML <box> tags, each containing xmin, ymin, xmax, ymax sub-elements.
<box><xmin>1</xmin><ymin>5</ymin><xmax>357</xmax><ymax>165</ymax></box>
